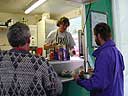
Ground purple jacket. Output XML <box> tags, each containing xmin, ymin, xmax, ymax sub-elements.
<box><xmin>77</xmin><ymin>40</ymin><xmax>124</xmax><ymax>96</ymax></box>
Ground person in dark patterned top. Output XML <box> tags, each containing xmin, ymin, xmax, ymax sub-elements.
<box><xmin>0</xmin><ymin>22</ymin><xmax>62</xmax><ymax>96</ymax></box>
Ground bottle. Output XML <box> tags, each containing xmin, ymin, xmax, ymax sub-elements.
<box><xmin>54</xmin><ymin>46</ymin><xmax>59</xmax><ymax>60</ymax></box>
<box><xmin>49</xmin><ymin>49</ymin><xmax>54</xmax><ymax>60</ymax></box>
<box><xmin>62</xmin><ymin>45</ymin><xmax>67</xmax><ymax>61</ymax></box>
<box><xmin>58</xmin><ymin>44</ymin><xmax>63</xmax><ymax>61</ymax></box>
<box><xmin>66</xmin><ymin>49</ymin><xmax>70</xmax><ymax>60</ymax></box>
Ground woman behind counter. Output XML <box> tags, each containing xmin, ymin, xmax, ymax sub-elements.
<box><xmin>44</xmin><ymin>17</ymin><xmax>76</xmax><ymax>60</ymax></box>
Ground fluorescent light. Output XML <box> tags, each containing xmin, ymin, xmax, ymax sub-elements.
<box><xmin>25</xmin><ymin>0</ymin><xmax>47</xmax><ymax>14</ymax></box>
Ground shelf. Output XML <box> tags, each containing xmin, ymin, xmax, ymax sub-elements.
<box><xmin>0</xmin><ymin>26</ymin><xmax>7</xmax><ymax>32</ymax></box>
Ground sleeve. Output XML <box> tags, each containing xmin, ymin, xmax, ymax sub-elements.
<box><xmin>68</xmin><ymin>32</ymin><xmax>75</xmax><ymax>49</ymax></box>
<box><xmin>45</xmin><ymin>30</ymin><xmax>56</xmax><ymax>44</ymax></box>
<box><xmin>41</xmin><ymin>59</ymin><xmax>63</xmax><ymax>96</ymax></box>
<box><xmin>77</xmin><ymin>51</ymin><xmax>112</xmax><ymax>91</ymax></box>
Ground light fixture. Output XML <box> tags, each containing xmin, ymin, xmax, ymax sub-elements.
<box><xmin>25</xmin><ymin>0</ymin><xmax>47</xmax><ymax>14</ymax></box>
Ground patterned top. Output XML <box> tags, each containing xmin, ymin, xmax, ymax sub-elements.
<box><xmin>0</xmin><ymin>49</ymin><xmax>62</xmax><ymax>96</ymax></box>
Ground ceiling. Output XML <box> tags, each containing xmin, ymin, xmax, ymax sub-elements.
<box><xmin>0</xmin><ymin>0</ymin><xmax>87</xmax><ymax>17</ymax></box>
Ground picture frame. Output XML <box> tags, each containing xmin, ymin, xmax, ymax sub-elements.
<box><xmin>90</xmin><ymin>10</ymin><xmax>107</xmax><ymax>47</ymax></box>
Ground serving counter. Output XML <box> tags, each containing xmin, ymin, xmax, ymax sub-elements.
<box><xmin>49</xmin><ymin>57</ymin><xmax>90</xmax><ymax>96</ymax></box>
<box><xmin>49</xmin><ymin>57</ymin><xmax>84</xmax><ymax>74</ymax></box>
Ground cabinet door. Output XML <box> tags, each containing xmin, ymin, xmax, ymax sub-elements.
<box><xmin>0</xmin><ymin>26</ymin><xmax>11</xmax><ymax>50</ymax></box>
<box><xmin>37</xmin><ymin>19</ymin><xmax>57</xmax><ymax>57</ymax></box>
<box><xmin>29</xmin><ymin>25</ymin><xmax>37</xmax><ymax>47</ymax></box>
<box><xmin>45</xmin><ymin>19</ymin><xmax>57</xmax><ymax>39</ymax></box>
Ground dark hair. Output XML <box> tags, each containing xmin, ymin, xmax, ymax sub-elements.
<box><xmin>94</xmin><ymin>23</ymin><xmax>112</xmax><ymax>41</ymax></box>
<box><xmin>57</xmin><ymin>17</ymin><xmax>70</xmax><ymax>27</ymax></box>
<box><xmin>7</xmin><ymin>22</ymin><xmax>30</xmax><ymax>47</ymax></box>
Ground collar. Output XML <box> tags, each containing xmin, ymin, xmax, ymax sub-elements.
<box><xmin>92</xmin><ymin>40</ymin><xmax>115</xmax><ymax>57</ymax></box>
<box><xmin>10</xmin><ymin>48</ymin><xmax>29</xmax><ymax>54</ymax></box>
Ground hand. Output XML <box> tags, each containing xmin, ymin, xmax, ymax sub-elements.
<box><xmin>52</xmin><ymin>42</ymin><xmax>58</xmax><ymax>46</ymax></box>
<box><xmin>70</xmin><ymin>49</ymin><xmax>76</xmax><ymax>57</ymax></box>
<box><xmin>88</xmin><ymin>68</ymin><xmax>94</xmax><ymax>74</ymax></box>
<box><xmin>73</xmin><ymin>71</ymin><xmax>86</xmax><ymax>80</ymax></box>
<box><xmin>72</xmin><ymin>73</ymin><xmax>79</xmax><ymax>80</ymax></box>
<box><xmin>44</xmin><ymin>43</ymin><xmax>52</xmax><ymax>50</ymax></box>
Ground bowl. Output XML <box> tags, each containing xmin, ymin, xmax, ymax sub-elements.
<box><xmin>49</xmin><ymin>57</ymin><xmax>84</xmax><ymax>75</ymax></box>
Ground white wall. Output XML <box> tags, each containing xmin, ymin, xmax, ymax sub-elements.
<box><xmin>0</xmin><ymin>12</ymin><xmax>41</xmax><ymax>25</ymax></box>
<box><xmin>0</xmin><ymin>27</ymin><xmax>11</xmax><ymax>50</ymax></box>
<box><xmin>112</xmin><ymin>0</ymin><xmax>128</xmax><ymax>96</ymax></box>
<box><xmin>0</xmin><ymin>12</ymin><xmax>41</xmax><ymax>50</ymax></box>
<box><xmin>55</xmin><ymin>7</ymin><xmax>82</xmax><ymax>19</ymax></box>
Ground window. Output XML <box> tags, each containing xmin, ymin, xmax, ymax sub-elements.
<box><xmin>68</xmin><ymin>16</ymin><xmax>82</xmax><ymax>56</ymax></box>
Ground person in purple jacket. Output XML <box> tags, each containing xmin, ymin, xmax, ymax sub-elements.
<box><xmin>74</xmin><ymin>23</ymin><xmax>125</xmax><ymax>96</ymax></box>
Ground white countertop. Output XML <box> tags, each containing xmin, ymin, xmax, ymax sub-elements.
<box><xmin>49</xmin><ymin>60</ymin><xmax>71</xmax><ymax>64</ymax></box>
<box><xmin>59</xmin><ymin>76</ymin><xmax>74</xmax><ymax>83</ymax></box>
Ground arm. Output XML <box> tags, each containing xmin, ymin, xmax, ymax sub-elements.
<box><xmin>44</xmin><ymin>30</ymin><xmax>57</xmax><ymax>50</ymax></box>
<box><xmin>77</xmin><ymin>51</ymin><xmax>113</xmax><ymax>91</ymax></box>
<box><xmin>40</xmin><ymin>58</ymin><xmax>63</xmax><ymax>96</ymax></box>
<box><xmin>67</xmin><ymin>32</ymin><xmax>75</xmax><ymax>49</ymax></box>
<box><xmin>45</xmin><ymin>30</ymin><xmax>57</xmax><ymax>44</ymax></box>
